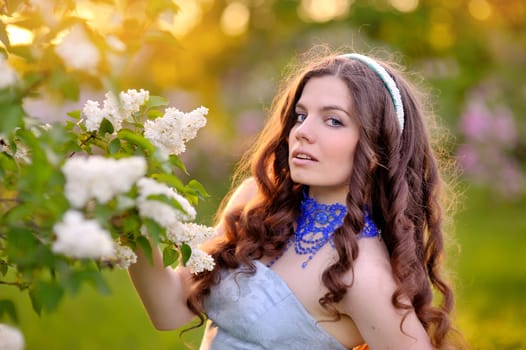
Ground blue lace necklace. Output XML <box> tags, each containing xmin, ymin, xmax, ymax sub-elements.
<box><xmin>267</xmin><ymin>194</ymin><xmax>379</xmax><ymax>268</ymax></box>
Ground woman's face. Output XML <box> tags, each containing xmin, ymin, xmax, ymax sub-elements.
<box><xmin>288</xmin><ymin>75</ymin><xmax>360</xmax><ymax>204</ymax></box>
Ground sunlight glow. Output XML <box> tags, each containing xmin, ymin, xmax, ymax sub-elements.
<box><xmin>390</xmin><ymin>0</ymin><xmax>419</xmax><ymax>13</ymax></box>
<box><xmin>468</xmin><ymin>0</ymin><xmax>492</xmax><ymax>21</ymax></box>
<box><xmin>168</xmin><ymin>0</ymin><xmax>203</xmax><ymax>38</ymax></box>
<box><xmin>75</xmin><ymin>1</ymin><xmax>122</xmax><ymax>32</ymax></box>
<box><xmin>298</xmin><ymin>0</ymin><xmax>352</xmax><ymax>23</ymax></box>
<box><xmin>5</xmin><ymin>25</ymin><xmax>34</xmax><ymax>46</ymax></box>
<box><xmin>220</xmin><ymin>2</ymin><xmax>250</xmax><ymax>36</ymax></box>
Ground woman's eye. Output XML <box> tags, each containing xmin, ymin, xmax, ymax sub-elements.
<box><xmin>327</xmin><ymin>117</ymin><xmax>343</xmax><ymax>127</ymax></box>
<box><xmin>295</xmin><ymin>113</ymin><xmax>307</xmax><ymax>122</ymax></box>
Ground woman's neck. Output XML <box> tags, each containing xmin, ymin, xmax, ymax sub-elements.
<box><xmin>307</xmin><ymin>186</ymin><xmax>348</xmax><ymax>205</ymax></box>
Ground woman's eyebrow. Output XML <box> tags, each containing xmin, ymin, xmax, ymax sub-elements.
<box><xmin>295</xmin><ymin>102</ymin><xmax>351</xmax><ymax>118</ymax></box>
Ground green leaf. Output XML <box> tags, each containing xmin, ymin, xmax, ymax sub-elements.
<box><xmin>67</xmin><ymin>110</ymin><xmax>81</xmax><ymax>121</ymax></box>
<box><xmin>3</xmin><ymin>202</ymin><xmax>34</xmax><ymax>225</ymax></box>
<box><xmin>136</xmin><ymin>236</ymin><xmax>153</xmax><ymax>265</ymax></box>
<box><xmin>79</xmin><ymin>270</ymin><xmax>111</xmax><ymax>295</ymax></box>
<box><xmin>143</xmin><ymin>218</ymin><xmax>164</xmax><ymax>244</ymax></box>
<box><xmin>117</xmin><ymin>129</ymin><xmax>155</xmax><ymax>154</ymax></box>
<box><xmin>145</xmin><ymin>95</ymin><xmax>169</xmax><ymax>109</ymax></box>
<box><xmin>180</xmin><ymin>243</ymin><xmax>192</xmax><ymax>266</ymax></box>
<box><xmin>146</xmin><ymin>109</ymin><xmax>163</xmax><ymax>119</ymax></box>
<box><xmin>99</xmin><ymin>118</ymin><xmax>114</xmax><ymax>136</ymax></box>
<box><xmin>29</xmin><ymin>280</ymin><xmax>64</xmax><ymax>314</ymax></box>
<box><xmin>187</xmin><ymin>179</ymin><xmax>209</xmax><ymax>199</ymax></box>
<box><xmin>59</xmin><ymin>267</ymin><xmax>84</xmax><ymax>295</ymax></box>
<box><xmin>0</xmin><ymin>152</ymin><xmax>18</xmax><ymax>178</ymax></box>
<box><xmin>146</xmin><ymin>194</ymin><xmax>186</xmax><ymax>214</ymax></box>
<box><xmin>108</xmin><ymin>138</ymin><xmax>121</xmax><ymax>154</ymax></box>
<box><xmin>6</xmin><ymin>227</ymin><xmax>39</xmax><ymax>266</ymax></box>
<box><xmin>151</xmin><ymin>173</ymin><xmax>185</xmax><ymax>192</ymax></box>
<box><xmin>162</xmin><ymin>246</ymin><xmax>179</xmax><ymax>267</ymax></box>
<box><xmin>0</xmin><ymin>299</ymin><xmax>18</xmax><ymax>322</ymax></box>
<box><xmin>0</xmin><ymin>103</ymin><xmax>24</xmax><ymax>134</ymax></box>
<box><xmin>169</xmin><ymin>154</ymin><xmax>188</xmax><ymax>174</ymax></box>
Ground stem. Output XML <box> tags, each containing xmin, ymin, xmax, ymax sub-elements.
<box><xmin>68</xmin><ymin>133</ymin><xmax>97</xmax><ymax>158</ymax></box>
<box><xmin>0</xmin><ymin>198</ymin><xmax>20</xmax><ymax>203</ymax></box>
<box><xmin>0</xmin><ymin>280</ymin><xmax>30</xmax><ymax>289</ymax></box>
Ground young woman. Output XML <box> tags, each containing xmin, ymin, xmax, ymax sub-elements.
<box><xmin>129</xmin><ymin>49</ymin><xmax>462</xmax><ymax>349</ymax></box>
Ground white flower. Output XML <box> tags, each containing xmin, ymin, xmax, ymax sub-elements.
<box><xmin>55</xmin><ymin>25</ymin><xmax>100</xmax><ymax>72</ymax></box>
<box><xmin>107</xmin><ymin>244</ymin><xmax>137</xmax><ymax>269</ymax></box>
<box><xmin>62</xmin><ymin>156</ymin><xmax>147</xmax><ymax>208</ymax></box>
<box><xmin>167</xmin><ymin>222</ymin><xmax>215</xmax><ymax>246</ymax></box>
<box><xmin>136</xmin><ymin>177</ymin><xmax>196</xmax><ymax>229</ymax></box>
<box><xmin>144</xmin><ymin>106</ymin><xmax>207</xmax><ymax>156</ymax></box>
<box><xmin>0</xmin><ymin>323</ymin><xmax>25</xmax><ymax>350</ymax></box>
<box><xmin>0</xmin><ymin>56</ymin><xmax>18</xmax><ymax>89</ymax></box>
<box><xmin>120</xmin><ymin>89</ymin><xmax>149</xmax><ymax>117</ymax></box>
<box><xmin>82</xmin><ymin>89</ymin><xmax>150</xmax><ymax>132</ymax></box>
<box><xmin>82</xmin><ymin>100</ymin><xmax>107</xmax><ymax>132</ymax></box>
<box><xmin>99</xmin><ymin>91</ymin><xmax>125</xmax><ymax>131</ymax></box>
<box><xmin>52</xmin><ymin>210</ymin><xmax>115</xmax><ymax>259</ymax></box>
<box><xmin>186</xmin><ymin>246</ymin><xmax>215</xmax><ymax>274</ymax></box>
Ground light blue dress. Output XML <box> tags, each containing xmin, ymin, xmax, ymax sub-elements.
<box><xmin>201</xmin><ymin>260</ymin><xmax>348</xmax><ymax>350</ymax></box>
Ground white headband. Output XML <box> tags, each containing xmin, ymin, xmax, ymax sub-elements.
<box><xmin>340</xmin><ymin>53</ymin><xmax>405</xmax><ymax>132</ymax></box>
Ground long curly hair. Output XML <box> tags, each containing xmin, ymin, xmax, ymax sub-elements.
<box><xmin>187</xmin><ymin>49</ymin><xmax>460</xmax><ymax>349</ymax></box>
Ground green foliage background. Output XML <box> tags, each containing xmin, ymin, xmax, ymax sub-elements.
<box><xmin>1</xmin><ymin>0</ymin><xmax>525</xmax><ymax>349</ymax></box>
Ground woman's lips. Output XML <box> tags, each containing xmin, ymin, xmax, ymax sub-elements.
<box><xmin>291</xmin><ymin>149</ymin><xmax>317</xmax><ymax>164</ymax></box>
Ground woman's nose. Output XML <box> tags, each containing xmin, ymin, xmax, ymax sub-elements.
<box><xmin>294</xmin><ymin>116</ymin><xmax>316</xmax><ymax>143</ymax></box>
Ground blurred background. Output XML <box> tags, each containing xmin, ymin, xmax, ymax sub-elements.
<box><xmin>1</xmin><ymin>0</ymin><xmax>525</xmax><ymax>349</ymax></box>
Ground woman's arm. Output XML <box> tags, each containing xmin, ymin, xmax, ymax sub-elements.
<box><xmin>128</xmin><ymin>177</ymin><xmax>258</xmax><ymax>330</ymax></box>
<box><xmin>341</xmin><ymin>238</ymin><xmax>433</xmax><ymax>350</ymax></box>
<box><xmin>128</xmin><ymin>246</ymin><xmax>196</xmax><ymax>330</ymax></box>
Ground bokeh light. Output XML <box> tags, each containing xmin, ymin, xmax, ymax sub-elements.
<box><xmin>220</xmin><ymin>2</ymin><xmax>251</xmax><ymax>36</ymax></box>
<box><xmin>468</xmin><ymin>0</ymin><xmax>492</xmax><ymax>20</ymax></box>
<box><xmin>390</xmin><ymin>0</ymin><xmax>420</xmax><ymax>13</ymax></box>
<box><xmin>298</xmin><ymin>0</ymin><xmax>352</xmax><ymax>23</ymax></box>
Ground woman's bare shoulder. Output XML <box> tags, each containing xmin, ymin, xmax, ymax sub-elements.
<box><xmin>339</xmin><ymin>237</ymin><xmax>433</xmax><ymax>349</ymax></box>
<box><xmin>224</xmin><ymin>177</ymin><xmax>259</xmax><ymax>212</ymax></box>
<box><xmin>214</xmin><ymin>177</ymin><xmax>259</xmax><ymax>234</ymax></box>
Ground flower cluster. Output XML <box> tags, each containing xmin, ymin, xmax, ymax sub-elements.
<box><xmin>137</xmin><ymin>177</ymin><xmax>196</xmax><ymax>226</ymax></box>
<box><xmin>82</xmin><ymin>89</ymin><xmax>150</xmax><ymax>132</ymax></box>
<box><xmin>166</xmin><ymin>222</ymin><xmax>216</xmax><ymax>274</ymax></box>
<box><xmin>456</xmin><ymin>94</ymin><xmax>524</xmax><ymax>199</ymax></box>
<box><xmin>52</xmin><ymin>210</ymin><xmax>115</xmax><ymax>259</ymax></box>
<box><xmin>186</xmin><ymin>248</ymin><xmax>215</xmax><ymax>274</ymax></box>
<box><xmin>55</xmin><ymin>24</ymin><xmax>100</xmax><ymax>73</ymax></box>
<box><xmin>0</xmin><ymin>324</ymin><xmax>25</xmax><ymax>350</ymax></box>
<box><xmin>144</xmin><ymin>106</ymin><xmax>208</xmax><ymax>156</ymax></box>
<box><xmin>108</xmin><ymin>245</ymin><xmax>138</xmax><ymax>270</ymax></box>
<box><xmin>167</xmin><ymin>222</ymin><xmax>215</xmax><ymax>246</ymax></box>
<box><xmin>62</xmin><ymin>156</ymin><xmax>147</xmax><ymax>208</ymax></box>
<box><xmin>50</xmin><ymin>90</ymin><xmax>214</xmax><ymax>274</ymax></box>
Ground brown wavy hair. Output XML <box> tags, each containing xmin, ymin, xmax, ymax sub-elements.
<box><xmin>187</xmin><ymin>48</ymin><xmax>460</xmax><ymax>349</ymax></box>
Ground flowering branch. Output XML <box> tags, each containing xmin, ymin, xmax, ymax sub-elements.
<box><xmin>0</xmin><ymin>88</ymin><xmax>215</xmax><ymax>329</ymax></box>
